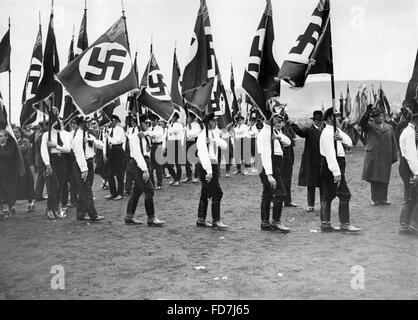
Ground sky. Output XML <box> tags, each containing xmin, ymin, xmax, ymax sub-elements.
<box><xmin>1</xmin><ymin>0</ymin><xmax>418</xmax><ymax>123</ymax></box>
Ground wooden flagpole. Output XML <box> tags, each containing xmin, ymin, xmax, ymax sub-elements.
<box><xmin>8</xmin><ymin>17</ymin><xmax>11</xmax><ymax>119</ymax></box>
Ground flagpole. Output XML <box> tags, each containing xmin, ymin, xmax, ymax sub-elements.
<box><xmin>48</xmin><ymin>1</ymin><xmax>54</xmax><ymax>142</ymax></box>
<box><xmin>328</xmin><ymin>1</ymin><xmax>338</xmax><ymax>152</ymax></box>
<box><xmin>39</xmin><ymin>11</ymin><xmax>45</xmax><ymax>126</ymax></box>
<box><xmin>8</xmin><ymin>17</ymin><xmax>11</xmax><ymax>119</ymax></box>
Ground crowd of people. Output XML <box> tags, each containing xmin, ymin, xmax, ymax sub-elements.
<box><xmin>1</xmin><ymin>100</ymin><xmax>418</xmax><ymax>236</ymax></box>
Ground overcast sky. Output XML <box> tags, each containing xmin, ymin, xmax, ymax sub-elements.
<box><xmin>1</xmin><ymin>0</ymin><xmax>417</xmax><ymax>123</ymax></box>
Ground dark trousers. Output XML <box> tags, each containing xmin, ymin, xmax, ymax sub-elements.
<box><xmin>307</xmin><ymin>186</ymin><xmax>323</xmax><ymax>207</ymax></box>
<box><xmin>73</xmin><ymin>159</ymin><xmax>98</xmax><ymax>219</ymax></box>
<box><xmin>370</xmin><ymin>181</ymin><xmax>388</xmax><ymax>202</ymax></box>
<box><xmin>124</xmin><ymin>157</ymin><xmax>134</xmax><ymax>192</ymax></box>
<box><xmin>235</xmin><ymin>138</ymin><xmax>251</xmax><ymax>170</ymax></box>
<box><xmin>126</xmin><ymin>158</ymin><xmax>155</xmax><ymax>218</ymax></box>
<box><xmin>151</xmin><ymin>143</ymin><xmax>163</xmax><ymax>187</ymax></box>
<box><xmin>106</xmin><ymin>147</ymin><xmax>125</xmax><ymax>197</ymax></box>
<box><xmin>0</xmin><ymin>168</ymin><xmax>17</xmax><ymax>208</ymax></box>
<box><xmin>197</xmin><ymin>163</ymin><xmax>223</xmax><ymax>222</ymax></box>
<box><xmin>185</xmin><ymin>139</ymin><xmax>198</xmax><ymax>179</ymax></box>
<box><xmin>259</xmin><ymin>155</ymin><xmax>286</xmax><ymax>223</ymax></box>
<box><xmin>225</xmin><ymin>140</ymin><xmax>234</xmax><ymax>173</ymax></box>
<box><xmin>167</xmin><ymin>140</ymin><xmax>182</xmax><ymax>181</ymax></box>
<box><xmin>35</xmin><ymin>165</ymin><xmax>46</xmax><ymax>199</ymax></box>
<box><xmin>320</xmin><ymin>156</ymin><xmax>351</xmax><ymax>224</ymax></box>
<box><xmin>62</xmin><ymin>154</ymin><xmax>78</xmax><ymax>206</ymax></box>
<box><xmin>399</xmin><ymin>158</ymin><xmax>418</xmax><ymax>227</ymax></box>
<box><xmin>45</xmin><ymin>154</ymin><xmax>67</xmax><ymax>212</ymax></box>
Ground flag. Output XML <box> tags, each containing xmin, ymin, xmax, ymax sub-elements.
<box><xmin>0</xmin><ymin>96</ymin><xmax>25</xmax><ymax>176</ymax></box>
<box><xmin>230</xmin><ymin>64</ymin><xmax>239</xmax><ymax>119</ymax></box>
<box><xmin>242</xmin><ymin>0</ymin><xmax>280</xmax><ymax>119</ymax></box>
<box><xmin>20</xmin><ymin>27</ymin><xmax>43</xmax><ymax>126</ymax></box>
<box><xmin>209</xmin><ymin>58</ymin><xmax>232</xmax><ymax>128</ymax></box>
<box><xmin>68</xmin><ymin>34</ymin><xmax>75</xmax><ymax>64</ymax></box>
<box><xmin>56</xmin><ymin>17</ymin><xmax>138</xmax><ymax>116</ymax></box>
<box><xmin>405</xmin><ymin>49</ymin><xmax>418</xmax><ymax>106</ymax></box>
<box><xmin>138</xmin><ymin>51</ymin><xmax>175</xmax><ymax>121</ymax></box>
<box><xmin>348</xmin><ymin>92</ymin><xmax>361</xmax><ymax>124</ymax></box>
<box><xmin>171</xmin><ymin>48</ymin><xmax>184</xmax><ymax>111</ymax></box>
<box><xmin>339</xmin><ymin>92</ymin><xmax>344</xmax><ymax>117</ymax></box>
<box><xmin>75</xmin><ymin>8</ymin><xmax>88</xmax><ymax>58</ymax></box>
<box><xmin>0</xmin><ymin>29</ymin><xmax>10</xmax><ymax>73</ymax></box>
<box><xmin>345</xmin><ymin>83</ymin><xmax>352</xmax><ymax>116</ymax></box>
<box><xmin>376</xmin><ymin>85</ymin><xmax>391</xmax><ymax>115</ymax></box>
<box><xmin>182</xmin><ymin>0</ymin><xmax>216</xmax><ymax>118</ymax></box>
<box><xmin>97</xmin><ymin>98</ymin><xmax>120</xmax><ymax>126</ymax></box>
<box><xmin>278</xmin><ymin>0</ymin><xmax>332</xmax><ymax>88</ymax></box>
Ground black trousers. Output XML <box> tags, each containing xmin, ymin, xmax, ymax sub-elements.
<box><xmin>259</xmin><ymin>155</ymin><xmax>287</xmax><ymax>222</ymax></box>
<box><xmin>73</xmin><ymin>159</ymin><xmax>98</xmax><ymax>219</ymax></box>
<box><xmin>307</xmin><ymin>186</ymin><xmax>323</xmax><ymax>207</ymax></box>
<box><xmin>197</xmin><ymin>163</ymin><xmax>223</xmax><ymax>221</ymax></box>
<box><xmin>151</xmin><ymin>143</ymin><xmax>163</xmax><ymax>187</ymax></box>
<box><xmin>126</xmin><ymin>158</ymin><xmax>155</xmax><ymax>218</ymax></box>
<box><xmin>370</xmin><ymin>181</ymin><xmax>388</xmax><ymax>202</ymax></box>
<box><xmin>62</xmin><ymin>153</ymin><xmax>78</xmax><ymax>206</ymax></box>
<box><xmin>167</xmin><ymin>140</ymin><xmax>183</xmax><ymax>181</ymax></box>
<box><xmin>45</xmin><ymin>154</ymin><xmax>67</xmax><ymax>212</ymax></box>
<box><xmin>225</xmin><ymin>140</ymin><xmax>234</xmax><ymax>173</ymax></box>
<box><xmin>35</xmin><ymin>165</ymin><xmax>46</xmax><ymax>199</ymax></box>
<box><xmin>235</xmin><ymin>138</ymin><xmax>251</xmax><ymax>170</ymax></box>
<box><xmin>399</xmin><ymin>158</ymin><xmax>418</xmax><ymax>227</ymax></box>
<box><xmin>106</xmin><ymin>147</ymin><xmax>125</xmax><ymax>197</ymax></box>
<box><xmin>124</xmin><ymin>157</ymin><xmax>134</xmax><ymax>192</ymax></box>
<box><xmin>320</xmin><ymin>156</ymin><xmax>351</xmax><ymax>224</ymax></box>
<box><xmin>185</xmin><ymin>139</ymin><xmax>198</xmax><ymax>179</ymax></box>
<box><xmin>0</xmin><ymin>167</ymin><xmax>17</xmax><ymax>208</ymax></box>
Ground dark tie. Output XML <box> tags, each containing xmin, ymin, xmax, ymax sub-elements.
<box><xmin>110</xmin><ymin>128</ymin><xmax>114</xmax><ymax>137</ymax></box>
<box><xmin>57</xmin><ymin>132</ymin><xmax>63</xmax><ymax>147</ymax></box>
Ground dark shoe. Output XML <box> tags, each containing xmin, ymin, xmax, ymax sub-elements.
<box><xmin>321</xmin><ymin>223</ymin><xmax>341</xmax><ymax>233</ymax></box>
<box><xmin>113</xmin><ymin>195</ymin><xmax>123</xmax><ymax>201</ymax></box>
<box><xmin>408</xmin><ymin>224</ymin><xmax>418</xmax><ymax>235</ymax></box>
<box><xmin>25</xmin><ymin>204</ymin><xmax>35</xmax><ymax>213</ymax></box>
<box><xmin>371</xmin><ymin>200</ymin><xmax>379</xmax><ymax>206</ymax></box>
<box><xmin>77</xmin><ymin>215</ymin><xmax>90</xmax><ymax>221</ymax></box>
<box><xmin>181</xmin><ymin>177</ymin><xmax>191</xmax><ymax>183</ymax></box>
<box><xmin>196</xmin><ymin>218</ymin><xmax>212</xmax><ymax>227</ymax></box>
<box><xmin>379</xmin><ymin>200</ymin><xmax>391</xmax><ymax>206</ymax></box>
<box><xmin>148</xmin><ymin>217</ymin><xmax>165</xmax><ymax>227</ymax></box>
<box><xmin>125</xmin><ymin>217</ymin><xmax>144</xmax><ymax>225</ymax></box>
<box><xmin>271</xmin><ymin>220</ymin><xmax>290</xmax><ymax>233</ymax></box>
<box><xmin>91</xmin><ymin>215</ymin><xmax>105</xmax><ymax>222</ymax></box>
<box><xmin>284</xmin><ymin>202</ymin><xmax>298</xmax><ymax>208</ymax></box>
<box><xmin>46</xmin><ymin>210</ymin><xmax>56</xmax><ymax>220</ymax></box>
<box><xmin>261</xmin><ymin>222</ymin><xmax>273</xmax><ymax>231</ymax></box>
<box><xmin>306</xmin><ymin>206</ymin><xmax>314</xmax><ymax>212</ymax></box>
<box><xmin>399</xmin><ymin>225</ymin><xmax>412</xmax><ymax>235</ymax></box>
<box><xmin>340</xmin><ymin>223</ymin><xmax>362</xmax><ymax>233</ymax></box>
<box><xmin>212</xmin><ymin>221</ymin><xmax>227</xmax><ymax>230</ymax></box>
<box><xmin>36</xmin><ymin>196</ymin><xmax>47</xmax><ymax>202</ymax></box>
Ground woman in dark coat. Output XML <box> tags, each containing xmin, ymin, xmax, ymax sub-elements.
<box><xmin>359</xmin><ymin>105</ymin><xmax>398</xmax><ymax>205</ymax></box>
<box><xmin>290</xmin><ymin>110</ymin><xmax>323</xmax><ymax>212</ymax></box>
<box><xmin>13</xmin><ymin>126</ymin><xmax>36</xmax><ymax>212</ymax></box>
<box><xmin>0</xmin><ymin>129</ymin><xmax>19</xmax><ymax>216</ymax></box>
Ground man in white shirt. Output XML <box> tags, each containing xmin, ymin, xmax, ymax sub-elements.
<box><xmin>196</xmin><ymin>113</ymin><xmax>228</xmax><ymax>230</ymax></box>
<box><xmin>166</xmin><ymin>112</ymin><xmax>184</xmax><ymax>185</ymax></box>
<box><xmin>223</xmin><ymin>123</ymin><xmax>234</xmax><ymax>178</ymax></box>
<box><xmin>257</xmin><ymin>111</ymin><xmax>291</xmax><ymax>232</ymax></box>
<box><xmin>233</xmin><ymin>115</ymin><xmax>250</xmax><ymax>174</ymax></box>
<box><xmin>183</xmin><ymin>112</ymin><xmax>201</xmax><ymax>183</ymax></box>
<box><xmin>71</xmin><ymin>117</ymin><xmax>104</xmax><ymax>222</ymax></box>
<box><xmin>398</xmin><ymin>113</ymin><xmax>418</xmax><ymax>235</ymax></box>
<box><xmin>319</xmin><ymin>108</ymin><xmax>361</xmax><ymax>233</ymax></box>
<box><xmin>103</xmin><ymin>115</ymin><xmax>125</xmax><ymax>200</ymax></box>
<box><xmin>123</xmin><ymin>115</ymin><xmax>138</xmax><ymax>195</ymax></box>
<box><xmin>147</xmin><ymin>114</ymin><xmax>165</xmax><ymax>190</ymax></box>
<box><xmin>41</xmin><ymin>120</ymin><xmax>71</xmax><ymax>219</ymax></box>
<box><xmin>125</xmin><ymin>114</ymin><xmax>164</xmax><ymax>226</ymax></box>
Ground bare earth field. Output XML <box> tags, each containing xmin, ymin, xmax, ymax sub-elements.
<box><xmin>1</xmin><ymin>140</ymin><xmax>418</xmax><ymax>300</ymax></box>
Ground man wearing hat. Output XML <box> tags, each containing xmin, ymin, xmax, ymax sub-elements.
<box><xmin>319</xmin><ymin>107</ymin><xmax>361</xmax><ymax>232</ymax></box>
<box><xmin>398</xmin><ymin>112</ymin><xmax>418</xmax><ymax>235</ymax></box>
<box><xmin>40</xmin><ymin>119</ymin><xmax>72</xmax><ymax>219</ymax></box>
<box><xmin>233</xmin><ymin>115</ymin><xmax>250</xmax><ymax>174</ymax></box>
<box><xmin>71</xmin><ymin>116</ymin><xmax>105</xmax><ymax>222</ymax></box>
<box><xmin>195</xmin><ymin>112</ymin><xmax>228</xmax><ymax>229</ymax></box>
<box><xmin>103</xmin><ymin>115</ymin><xmax>125</xmax><ymax>200</ymax></box>
<box><xmin>291</xmin><ymin>110</ymin><xmax>324</xmax><ymax>212</ymax></box>
<box><xmin>359</xmin><ymin>105</ymin><xmax>398</xmax><ymax>206</ymax></box>
<box><xmin>257</xmin><ymin>109</ymin><xmax>291</xmax><ymax>232</ymax></box>
<box><xmin>125</xmin><ymin>114</ymin><xmax>164</xmax><ymax>226</ymax></box>
<box><xmin>147</xmin><ymin>114</ymin><xmax>165</xmax><ymax>190</ymax></box>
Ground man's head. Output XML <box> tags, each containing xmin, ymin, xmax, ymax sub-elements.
<box><xmin>129</xmin><ymin>116</ymin><xmax>137</xmax><ymax>128</ymax></box>
<box><xmin>204</xmin><ymin>113</ymin><xmax>218</xmax><ymax>130</ymax></box>
<box><xmin>0</xmin><ymin>129</ymin><xmax>9</xmax><ymax>144</ymax></box>
<box><xmin>236</xmin><ymin>115</ymin><xmax>244</xmax><ymax>125</ymax></box>
<box><xmin>311</xmin><ymin>110</ymin><xmax>324</xmax><ymax>127</ymax></box>
<box><xmin>370</xmin><ymin>106</ymin><xmax>383</xmax><ymax>124</ymax></box>
<box><xmin>271</xmin><ymin>113</ymin><xmax>284</xmax><ymax>130</ymax></box>
<box><xmin>13</xmin><ymin>126</ymin><xmax>22</xmax><ymax>140</ymax></box>
<box><xmin>138</xmin><ymin>114</ymin><xmax>151</xmax><ymax>131</ymax></box>
<box><xmin>323</xmin><ymin>107</ymin><xmax>341</xmax><ymax>126</ymax></box>
<box><xmin>110</xmin><ymin>115</ymin><xmax>121</xmax><ymax>128</ymax></box>
<box><xmin>149</xmin><ymin>114</ymin><xmax>159</xmax><ymax>127</ymax></box>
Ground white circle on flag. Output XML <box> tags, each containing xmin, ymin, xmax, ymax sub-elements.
<box><xmin>79</xmin><ymin>42</ymin><xmax>132</xmax><ymax>88</ymax></box>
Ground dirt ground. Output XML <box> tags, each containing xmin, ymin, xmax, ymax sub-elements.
<box><xmin>1</xmin><ymin>139</ymin><xmax>418</xmax><ymax>300</ymax></box>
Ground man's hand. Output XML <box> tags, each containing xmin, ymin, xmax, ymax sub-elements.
<box><xmin>206</xmin><ymin>172</ymin><xmax>213</xmax><ymax>182</ymax></box>
<box><xmin>45</xmin><ymin>165</ymin><xmax>53</xmax><ymax>176</ymax></box>
<box><xmin>272</xmin><ymin>132</ymin><xmax>281</xmax><ymax>141</ymax></box>
<box><xmin>137</xmin><ymin>131</ymin><xmax>145</xmax><ymax>138</ymax></box>
<box><xmin>47</xmin><ymin>141</ymin><xmax>57</xmax><ymax>148</ymax></box>
<box><xmin>334</xmin><ymin>174</ymin><xmax>342</xmax><ymax>184</ymax></box>
<box><xmin>267</xmin><ymin>174</ymin><xmax>276</xmax><ymax>189</ymax></box>
<box><xmin>81</xmin><ymin>170</ymin><xmax>88</xmax><ymax>181</ymax></box>
<box><xmin>334</xmin><ymin>131</ymin><xmax>342</xmax><ymax>141</ymax></box>
<box><xmin>142</xmin><ymin>170</ymin><xmax>149</xmax><ymax>181</ymax></box>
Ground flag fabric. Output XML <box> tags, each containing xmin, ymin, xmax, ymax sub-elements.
<box><xmin>242</xmin><ymin>0</ymin><xmax>280</xmax><ymax>120</ymax></box>
<box><xmin>138</xmin><ymin>51</ymin><xmax>175</xmax><ymax>121</ymax></box>
<box><xmin>182</xmin><ymin>0</ymin><xmax>216</xmax><ymax>118</ymax></box>
<box><xmin>20</xmin><ymin>27</ymin><xmax>43</xmax><ymax>126</ymax></box>
<box><xmin>348</xmin><ymin>91</ymin><xmax>361</xmax><ymax>124</ymax></box>
<box><xmin>171</xmin><ymin>48</ymin><xmax>184</xmax><ymax>110</ymax></box>
<box><xmin>405</xmin><ymin>49</ymin><xmax>418</xmax><ymax>106</ymax></box>
<box><xmin>339</xmin><ymin>92</ymin><xmax>344</xmax><ymax>117</ymax></box>
<box><xmin>97</xmin><ymin>98</ymin><xmax>120</xmax><ymax>126</ymax></box>
<box><xmin>0</xmin><ymin>97</ymin><xmax>25</xmax><ymax>176</ymax></box>
<box><xmin>376</xmin><ymin>86</ymin><xmax>391</xmax><ymax>115</ymax></box>
<box><xmin>278</xmin><ymin>0</ymin><xmax>332</xmax><ymax>88</ymax></box>
<box><xmin>209</xmin><ymin>59</ymin><xmax>232</xmax><ymax>128</ymax></box>
<box><xmin>230</xmin><ymin>64</ymin><xmax>239</xmax><ymax>119</ymax></box>
<box><xmin>0</xmin><ymin>29</ymin><xmax>10</xmax><ymax>73</ymax></box>
<box><xmin>345</xmin><ymin>83</ymin><xmax>352</xmax><ymax>116</ymax></box>
<box><xmin>75</xmin><ymin>9</ymin><xmax>88</xmax><ymax>58</ymax></box>
<box><xmin>56</xmin><ymin>17</ymin><xmax>138</xmax><ymax>116</ymax></box>
<box><xmin>68</xmin><ymin>34</ymin><xmax>75</xmax><ymax>64</ymax></box>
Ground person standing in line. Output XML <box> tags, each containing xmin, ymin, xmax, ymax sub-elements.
<box><xmin>183</xmin><ymin>112</ymin><xmax>201</xmax><ymax>183</ymax></box>
<box><xmin>34</xmin><ymin>121</ymin><xmax>48</xmax><ymax>201</ymax></box>
<box><xmin>124</xmin><ymin>116</ymin><xmax>138</xmax><ymax>195</ymax></box>
<box><xmin>222</xmin><ymin>122</ymin><xmax>234</xmax><ymax>178</ymax></box>
<box><xmin>166</xmin><ymin>112</ymin><xmax>184</xmax><ymax>186</ymax></box>
<box><xmin>233</xmin><ymin>115</ymin><xmax>250</xmax><ymax>175</ymax></box>
<box><xmin>290</xmin><ymin>110</ymin><xmax>324</xmax><ymax>212</ymax></box>
<box><xmin>359</xmin><ymin>105</ymin><xmax>398</xmax><ymax>206</ymax></box>
<box><xmin>147</xmin><ymin>115</ymin><xmax>165</xmax><ymax>190</ymax></box>
<box><xmin>195</xmin><ymin>113</ymin><xmax>228</xmax><ymax>229</ymax></box>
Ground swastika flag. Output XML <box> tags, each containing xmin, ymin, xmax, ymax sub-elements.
<box><xmin>56</xmin><ymin>17</ymin><xmax>137</xmax><ymax>116</ymax></box>
<box><xmin>278</xmin><ymin>0</ymin><xmax>332</xmax><ymax>88</ymax></box>
<box><xmin>20</xmin><ymin>26</ymin><xmax>43</xmax><ymax>126</ymax></box>
<box><xmin>242</xmin><ymin>0</ymin><xmax>280</xmax><ymax>120</ymax></box>
<box><xmin>138</xmin><ymin>51</ymin><xmax>175</xmax><ymax>121</ymax></box>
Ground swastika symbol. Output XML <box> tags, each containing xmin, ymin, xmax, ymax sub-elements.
<box><xmin>25</xmin><ymin>57</ymin><xmax>42</xmax><ymax>99</ymax></box>
<box><xmin>246</xmin><ymin>27</ymin><xmax>265</xmax><ymax>79</ymax></box>
<box><xmin>146</xmin><ymin>70</ymin><xmax>171</xmax><ymax>101</ymax></box>
<box><xmin>79</xmin><ymin>42</ymin><xmax>132</xmax><ymax>88</ymax></box>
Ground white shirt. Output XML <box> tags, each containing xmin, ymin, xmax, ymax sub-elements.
<box><xmin>399</xmin><ymin>123</ymin><xmax>418</xmax><ymax>175</ymax></box>
<box><xmin>248</xmin><ymin>124</ymin><xmax>259</xmax><ymax>138</ymax></box>
<box><xmin>257</xmin><ymin>124</ymin><xmax>291</xmax><ymax>175</ymax></box>
<box><xmin>234</xmin><ymin>123</ymin><xmax>249</xmax><ymax>139</ymax></box>
<box><xmin>319</xmin><ymin>124</ymin><xmax>353</xmax><ymax>177</ymax></box>
<box><xmin>147</xmin><ymin>125</ymin><xmax>165</xmax><ymax>144</ymax></box>
<box><xmin>186</xmin><ymin>121</ymin><xmax>202</xmax><ymax>141</ymax></box>
<box><xmin>41</xmin><ymin>129</ymin><xmax>71</xmax><ymax>166</ymax></box>
<box><xmin>106</xmin><ymin>125</ymin><xmax>125</xmax><ymax>146</ymax></box>
<box><xmin>167</xmin><ymin>121</ymin><xmax>184</xmax><ymax>141</ymax></box>
<box><xmin>129</xmin><ymin>133</ymin><xmax>150</xmax><ymax>172</ymax></box>
<box><xmin>72</xmin><ymin>128</ymin><xmax>104</xmax><ymax>172</ymax></box>
<box><xmin>196</xmin><ymin>126</ymin><xmax>228</xmax><ymax>175</ymax></box>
